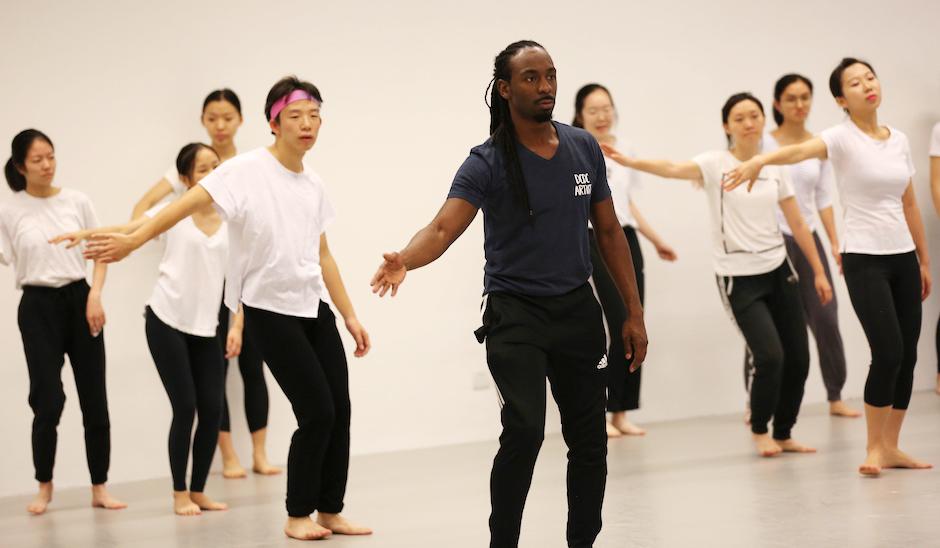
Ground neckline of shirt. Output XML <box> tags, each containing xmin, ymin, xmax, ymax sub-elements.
<box><xmin>516</xmin><ymin>121</ymin><xmax>564</xmax><ymax>162</ymax></box>
<box><xmin>261</xmin><ymin>147</ymin><xmax>307</xmax><ymax>178</ymax></box>
<box><xmin>845</xmin><ymin>118</ymin><xmax>895</xmax><ymax>146</ymax></box>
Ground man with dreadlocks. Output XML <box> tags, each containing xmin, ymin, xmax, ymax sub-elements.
<box><xmin>371</xmin><ymin>40</ymin><xmax>647</xmax><ymax>548</ymax></box>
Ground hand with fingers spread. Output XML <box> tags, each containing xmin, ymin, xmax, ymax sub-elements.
<box><xmin>345</xmin><ymin>317</ymin><xmax>371</xmax><ymax>357</ymax></box>
<box><xmin>49</xmin><ymin>229</ymin><xmax>94</xmax><ymax>249</ymax></box>
<box><xmin>722</xmin><ymin>156</ymin><xmax>764</xmax><ymax>192</ymax></box>
<box><xmin>599</xmin><ymin>142</ymin><xmax>632</xmax><ymax>168</ymax></box>
<box><xmin>83</xmin><ymin>233</ymin><xmax>138</xmax><ymax>263</ymax></box>
<box><xmin>86</xmin><ymin>290</ymin><xmax>106</xmax><ymax>337</ymax></box>
<box><xmin>621</xmin><ymin>315</ymin><xmax>648</xmax><ymax>372</ymax></box>
<box><xmin>370</xmin><ymin>252</ymin><xmax>407</xmax><ymax>297</ymax></box>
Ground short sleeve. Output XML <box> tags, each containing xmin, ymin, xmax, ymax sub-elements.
<box><xmin>78</xmin><ymin>193</ymin><xmax>100</xmax><ymax>230</ymax></box>
<box><xmin>164</xmin><ymin>165</ymin><xmax>186</xmax><ymax>196</ymax></box>
<box><xmin>199</xmin><ymin>167</ymin><xmax>239</xmax><ymax>221</ymax></box>
<box><xmin>447</xmin><ymin>150</ymin><xmax>490</xmax><ymax>208</ymax></box>
<box><xmin>815</xmin><ymin>160</ymin><xmax>835</xmax><ymax>210</ymax></box>
<box><xmin>589</xmin><ymin>138</ymin><xmax>611</xmax><ymax>204</ymax></box>
<box><xmin>691</xmin><ymin>151</ymin><xmax>719</xmax><ymax>187</ymax></box>
<box><xmin>0</xmin><ymin>212</ymin><xmax>11</xmax><ymax>266</ymax></box>
<box><xmin>776</xmin><ymin>166</ymin><xmax>795</xmax><ymax>201</ymax></box>
<box><xmin>930</xmin><ymin>123</ymin><xmax>940</xmax><ymax>157</ymax></box>
<box><xmin>819</xmin><ymin>125</ymin><xmax>844</xmax><ymax>163</ymax></box>
<box><xmin>317</xmin><ymin>186</ymin><xmax>336</xmax><ymax>234</ymax></box>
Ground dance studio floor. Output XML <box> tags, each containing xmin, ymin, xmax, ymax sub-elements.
<box><xmin>2</xmin><ymin>391</ymin><xmax>938</xmax><ymax>548</ymax></box>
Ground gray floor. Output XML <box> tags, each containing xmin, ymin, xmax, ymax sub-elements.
<box><xmin>2</xmin><ymin>392</ymin><xmax>938</xmax><ymax>548</ymax></box>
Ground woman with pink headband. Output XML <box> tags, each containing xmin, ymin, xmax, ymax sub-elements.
<box><xmin>83</xmin><ymin>75</ymin><xmax>372</xmax><ymax>541</ymax></box>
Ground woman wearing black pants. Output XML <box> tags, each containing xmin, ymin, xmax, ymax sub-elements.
<box><xmin>1</xmin><ymin>129</ymin><xmax>125</xmax><ymax>515</ymax></box>
<box><xmin>84</xmin><ymin>77</ymin><xmax>372</xmax><ymax>541</ymax></box>
<box><xmin>605</xmin><ymin>93</ymin><xmax>833</xmax><ymax>457</ymax></box>
<box><xmin>729</xmin><ymin>58</ymin><xmax>932</xmax><ymax>476</ymax></box>
<box><xmin>573</xmin><ymin>83</ymin><xmax>677</xmax><ymax>437</ymax></box>
<box><xmin>59</xmin><ymin>143</ymin><xmax>238</xmax><ymax>514</ymax></box>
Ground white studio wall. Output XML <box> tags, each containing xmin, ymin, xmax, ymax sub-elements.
<box><xmin>1</xmin><ymin>0</ymin><xmax>939</xmax><ymax>497</ymax></box>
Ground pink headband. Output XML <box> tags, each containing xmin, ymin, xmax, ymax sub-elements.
<box><xmin>268</xmin><ymin>90</ymin><xmax>320</xmax><ymax>121</ymax></box>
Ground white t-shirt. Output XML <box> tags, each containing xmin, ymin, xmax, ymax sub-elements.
<box><xmin>930</xmin><ymin>122</ymin><xmax>940</xmax><ymax>157</ymax></box>
<box><xmin>763</xmin><ymin>133</ymin><xmax>834</xmax><ymax>236</ymax></box>
<box><xmin>200</xmin><ymin>147</ymin><xmax>335</xmax><ymax>318</ymax></box>
<box><xmin>820</xmin><ymin>121</ymin><xmax>916</xmax><ymax>255</ymax></box>
<box><xmin>0</xmin><ymin>188</ymin><xmax>98</xmax><ymax>289</ymax></box>
<box><xmin>605</xmin><ymin>145</ymin><xmax>640</xmax><ymax>228</ymax></box>
<box><xmin>145</xmin><ymin>202</ymin><xmax>228</xmax><ymax>337</ymax></box>
<box><xmin>692</xmin><ymin>150</ymin><xmax>795</xmax><ymax>276</ymax></box>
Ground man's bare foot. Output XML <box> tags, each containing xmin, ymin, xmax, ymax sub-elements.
<box><xmin>91</xmin><ymin>484</ymin><xmax>127</xmax><ymax>510</ymax></box>
<box><xmin>222</xmin><ymin>458</ymin><xmax>247</xmax><ymax>479</ymax></box>
<box><xmin>317</xmin><ymin>512</ymin><xmax>373</xmax><ymax>536</ymax></box>
<box><xmin>605</xmin><ymin>421</ymin><xmax>623</xmax><ymax>438</ymax></box>
<box><xmin>189</xmin><ymin>492</ymin><xmax>228</xmax><ymax>511</ymax></box>
<box><xmin>859</xmin><ymin>447</ymin><xmax>883</xmax><ymax>477</ymax></box>
<box><xmin>776</xmin><ymin>438</ymin><xmax>817</xmax><ymax>453</ymax></box>
<box><xmin>882</xmin><ymin>447</ymin><xmax>933</xmax><ymax>470</ymax></box>
<box><xmin>252</xmin><ymin>455</ymin><xmax>283</xmax><ymax>475</ymax></box>
<box><xmin>27</xmin><ymin>482</ymin><xmax>53</xmax><ymax>515</ymax></box>
<box><xmin>611</xmin><ymin>415</ymin><xmax>646</xmax><ymax>436</ymax></box>
<box><xmin>173</xmin><ymin>492</ymin><xmax>201</xmax><ymax>516</ymax></box>
<box><xmin>753</xmin><ymin>434</ymin><xmax>782</xmax><ymax>457</ymax></box>
<box><xmin>829</xmin><ymin>401</ymin><xmax>862</xmax><ymax>418</ymax></box>
<box><xmin>284</xmin><ymin>516</ymin><xmax>332</xmax><ymax>540</ymax></box>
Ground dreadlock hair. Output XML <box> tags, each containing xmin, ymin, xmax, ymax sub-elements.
<box><xmin>487</xmin><ymin>40</ymin><xmax>545</xmax><ymax>217</ymax></box>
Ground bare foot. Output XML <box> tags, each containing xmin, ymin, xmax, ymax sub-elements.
<box><xmin>612</xmin><ymin>418</ymin><xmax>646</xmax><ymax>436</ymax></box>
<box><xmin>829</xmin><ymin>401</ymin><xmax>862</xmax><ymax>418</ymax></box>
<box><xmin>743</xmin><ymin>408</ymin><xmax>751</xmax><ymax>426</ymax></box>
<box><xmin>189</xmin><ymin>492</ymin><xmax>228</xmax><ymax>511</ymax></box>
<box><xmin>173</xmin><ymin>492</ymin><xmax>202</xmax><ymax>516</ymax></box>
<box><xmin>882</xmin><ymin>448</ymin><xmax>933</xmax><ymax>470</ymax></box>
<box><xmin>776</xmin><ymin>438</ymin><xmax>817</xmax><ymax>453</ymax></box>
<box><xmin>91</xmin><ymin>484</ymin><xmax>127</xmax><ymax>510</ymax></box>
<box><xmin>605</xmin><ymin>421</ymin><xmax>623</xmax><ymax>438</ymax></box>
<box><xmin>222</xmin><ymin>459</ymin><xmax>247</xmax><ymax>479</ymax></box>
<box><xmin>317</xmin><ymin>512</ymin><xmax>373</xmax><ymax>536</ymax></box>
<box><xmin>859</xmin><ymin>447</ymin><xmax>883</xmax><ymax>477</ymax></box>
<box><xmin>27</xmin><ymin>482</ymin><xmax>53</xmax><ymax>515</ymax></box>
<box><xmin>252</xmin><ymin>455</ymin><xmax>283</xmax><ymax>475</ymax></box>
<box><xmin>753</xmin><ymin>434</ymin><xmax>782</xmax><ymax>458</ymax></box>
<box><xmin>284</xmin><ymin>516</ymin><xmax>332</xmax><ymax>540</ymax></box>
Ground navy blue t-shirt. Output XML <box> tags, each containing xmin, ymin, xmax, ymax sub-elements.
<box><xmin>448</xmin><ymin>122</ymin><xmax>612</xmax><ymax>297</ymax></box>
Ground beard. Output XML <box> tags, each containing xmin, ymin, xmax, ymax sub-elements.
<box><xmin>532</xmin><ymin>108</ymin><xmax>553</xmax><ymax>123</ymax></box>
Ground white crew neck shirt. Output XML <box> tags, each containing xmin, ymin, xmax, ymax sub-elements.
<box><xmin>820</xmin><ymin>120</ymin><xmax>915</xmax><ymax>255</ymax></box>
<box><xmin>930</xmin><ymin>122</ymin><xmax>940</xmax><ymax>157</ymax></box>
<box><xmin>145</xmin><ymin>202</ymin><xmax>228</xmax><ymax>337</ymax></box>
<box><xmin>605</xmin><ymin>141</ymin><xmax>640</xmax><ymax>228</ymax></box>
<box><xmin>763</xmin><ymin>133</ymin><xmax>834</xmax><ymax>236</ymax></box>
<box><xmin>0</xmin><ymin>188</ymin><xmax>98</xmax><ymax>289</ymax></box>
<box><xmin>692</xmin><ymin>150</ymin><xmax>795</xmax><ymax>276</ymax></box>
<box><xmin>199</xmin><ymin>147</ymin><xmax>335</xmax><ymax>318</ymax></box>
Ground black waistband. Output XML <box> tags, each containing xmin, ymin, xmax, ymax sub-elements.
<box><xmin>22</xmin><ymin>279</ymin><xmax>88</xmax><ymax>293</ymax></box>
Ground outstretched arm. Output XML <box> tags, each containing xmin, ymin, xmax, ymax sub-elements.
<box><xmin>725</xmin><ymin>137</ymin><xmax>828</xmax><ymax>191</ymax></box>
<box><xmin>84</xmin><ymin>186</ymin><xmax>213</xmax><ymax>263</ymax></box>
<box><xmin>371</xmin><ymin>197</ymin><xmax>478</xmax><ymax>297</ymax></box>
<box><xmin>601</xmin><ymin>143</ymin><xmax>702</xmax><ymax>181</ymax></box>
<box><xmin>131</xmin><ymin>178</ymin><xmax>174</xmax><ymax>220</ymax></box>
<box><xmin>780</xmin><ymin>197</ymin><xmax>832</xmax><ymax>305</ymax></box>
<box><xmin>321</xmin><ymin>233</ymin><xmax>370</xmax><ymax>357</ymax></box>
<box><xmin>901</xmin><ymin>181</ymin><xmax>931</xmax><ymax>300</ymax></box>
<box><xmin>591</xmin><ymin>198</ymin><xmax>648</xmax><ymax>368</ymax></box>
<box><xmin>50</xmin><ymin>216</ymin><xmax>149</xmax><ymax>249</ymax></box>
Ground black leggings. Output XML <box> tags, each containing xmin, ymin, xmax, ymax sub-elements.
<box><xmin>216</xmin><ymin>303</ymin><xmax>268</xmax><ymax>433</ymax></box>
<box><xmin>145</xmin><ymin>308</ymin><xmax>225</xmax><ymax>492</ymax></box>
<box><xmin>18</xmin><ymin>280</ymin><xmax>110</xmax><ymax>485</ymax></box>
<box><xmin>243</xmin><ymin>302</ymin><xmax>350</xmax><ymax>517</ymax></box>
<box><xmin>589</xmin><ymin>226</ymin><xmax>644</xmax><ymax>412</ymax></box>
<box><xmin>842</xmin><ymin>252</ymin><xmax>922</xmax><ymax>409</ymax></box>
<box><xmin>719</xmin><ymin>262</ymin><xmax>809</xmax><ymax>440</ymax></box>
